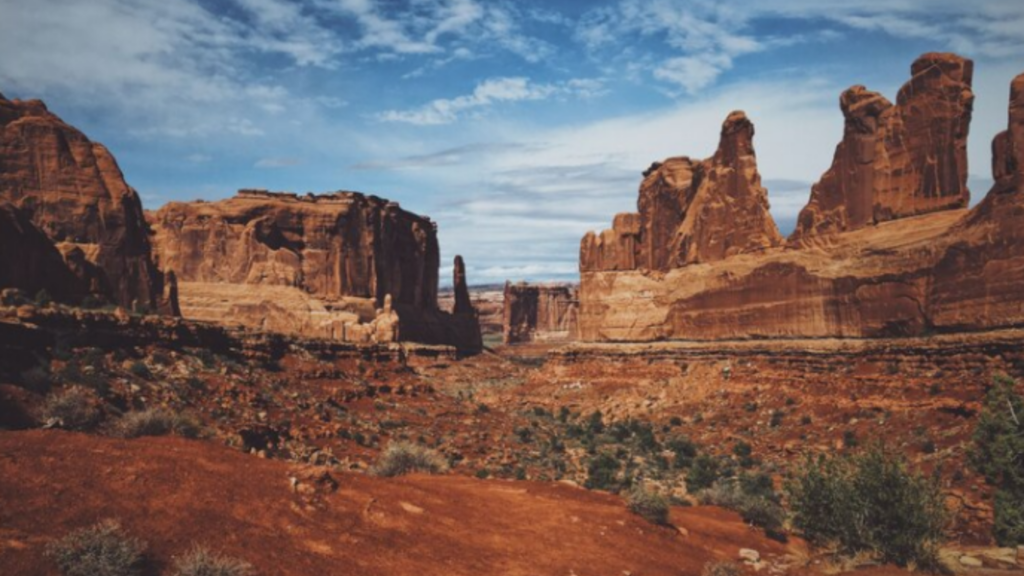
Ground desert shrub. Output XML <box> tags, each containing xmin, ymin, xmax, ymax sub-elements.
<box><xmin>20</xmin><ymin>366</ymin><xmax>52</xmax><ymax>393</ymax></box>
<box><xmin>35</xmin><ymin>289</ymin><xmax>52</xmax><ymax>307</ymax></box>
<box><xmin>116</xmin><ymin>409</ymin><xmax>203</xmax><ymax>439</ymax></box>
<box><xmin>585</xmin><ymin>451</ymin><xmax>622</xmax><ymax>491</ymax></box>
<box><xmin>787</xmin><ymin>446</ymin><xmax>947</xmax><ymax>568</ymax></box>
<box><xmin>44</xmin><ymin>520</ymin><xmax>146</xmax><ymax>576</ymax></box>
<box><xmin>369</xmin><ymin>442</ymin><xmax>448</xmax><ymax>477</ymax></box>
<box><xmin>667</xmin><ymin>435</ymin><xmax>698</xmax><ymax>469</ymax></box>
<box><xmin>170</xmin><ymin>545</ymin><xmax>252</xmax><ymax>576</ymax></box>
<box><xmin>971</xmin><ymin>374</ymin><xmax>1024</xmax><ymax>545</ymax></box>
<box><xmin>627</xmin><ymin>485</ymin><xmax>670</xmax><ymax>525</ymax></box>
<box><xmin>128</xmin><ymin>361</ymin><xmax>150</xmax><ymax>379</ymax></box>
<box><xmin>40</xmin><ymin>386</ymin><xmax>103</xmax><ymax>431</ymax></box>
<box><xmin>699</xmin><ymin>474</ymin><xmax>785</xmax><ymax>534</ymax></box>
<box><xmin>701</xmin><ymin>561</ymin><xmax>741</xmax><ymax>576</ymax></box>
<box><xmin>686</xmin><ymin>454</ymin><xmax>721</xmax><ymax>492</ymax></box>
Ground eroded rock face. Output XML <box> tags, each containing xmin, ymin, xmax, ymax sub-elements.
<box><xmin>503</xmin><ymin>282</ymin><xmax>578</xmax><ymax>344</ymax></box>
<box><xmin>578</xmin><ymin>60</ymin><xmax>1024</xmax><ymax>343</ymax></box>
<box><xmin>0</xmin><ymin>201</ymin><xmax>85</xmax><ymax>302</ymax></box>
<box><xmin>151</xmin><ymin>191</ymin><xmax>482</xmax><ymax>351</ymax></box>
<box><xmin>151</xmin><ymin>190</ymin><xmax>439</xmax><ymax>309</ymax></box>
<box><xmin>793</xmin><ymin>53</ymin><xmax>974</xmax><ymax>241</ymax></box>
<box><xmin>0</xmin><ymin>94</ymin><xmax>168</xmax><ymax>310</ymax></box>
<box><xmin>581</xmin><ymin>111</ymin><xmax>782</xmax><ymax>273</ymax></box>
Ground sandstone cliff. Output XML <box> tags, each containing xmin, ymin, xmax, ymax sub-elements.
<box><xmin>0</xmin><ymin>201</ymin><xmax>85</xmax><ymax>302</ymax></box>
<box><xmin>502</xmin><ymin>282</ymin><xmax>579</xmax><ymax>345</ymax></box>
<box><xmin>0</xmin><ymin>93</ymin><xmax>170</xmax><ymax>312</ymax></box>
<box><xmin>578</xmin><ymin>58</ymin><xmax>1024</xmax><ymax>343</ymax></box>
<box><xmin>150</xmin><ymin>191</ymin><xmax>481</xmax><ymax>351</ymax></box>
<box><xmin>793</xmin><ymin>53</ymin><xmax>974</xmax><ymax>240</ymax></box>
<box><xmin>581</xmin><ymin>111</ymin><xmax>781</xmax><ymax>273</ymax></box>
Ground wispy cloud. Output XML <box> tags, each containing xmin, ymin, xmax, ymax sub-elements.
<box><xmin>254</xmin><ymin>157</ymin><xmax>303</xmax><ymax>168</ymax></box>
<box><xmin>376</xmin><ymin>77</ymin><xmax>605</xmax><ymax>125</ymax></box>
<box><xmin>352</xmin><ymin>142</ymin><xmax>543</xmax><ymax>171</ymax></box>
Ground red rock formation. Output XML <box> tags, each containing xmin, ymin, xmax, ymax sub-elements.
<box><xmin>0</xmin><ymin>93</ymin><xmax>170</xmax><ymax>311</ymax></box>
<box><xmin>578</xmin><ymin>59</ymin><xmax>1024</xmax><ymax>343</ymax></box>
<box><xmin>151</xmin><ymin>190</ymin><xmax>438</xmax><ymax>309</ymax></box>
<box><xmin>503</xmin><ymin>282</ymin><xmax>578</xmax><ymax>344</ymax></box>
<box><xmin>151</xmin><ymin>191</ymin><xmax>482</xmax><ymax>351</ymax></box>
<box><xmin>793</xmin><ymin>53</ymin><xmax>974</xmax><ymax>240</ymax></box>
<box><xmin>453</xmin><ymin>255</ymin><xmax>473</xmax><ymax>314</ymax></box>
<box><xmin>581</xmin><ymin>111</ymin><xmax>782</xmax><ymax>273</ymax></box>
<box><xmin>0</xmin><ymin>201</ymin><xmax>85</xmax><ymax>302</ymax></box>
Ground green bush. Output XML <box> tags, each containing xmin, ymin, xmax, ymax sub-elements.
<box><xmin>971</xmin><ymin>374</ymin><xmax>1024</xmax><ymax>545</ymax></box>
<box><xmin>116</xmin><ymin>409</ymin><xmax>203</xmax><ymax>439</ymax></box>
<box><xmin>368</xmin><ymin>442</ymin><xmax>448</xmax><ymax>477</ymax></box>
<box><xmin>585</xmin><ymin>451</ymin><xmax>622</xmax><ymax>491</ymax></box>
<box><xmin>699</xmin><ymin>474</ymin><xmax>785</xmax><ymax>534</ymax></box>
<box><xmin>44</xmin><ymin>520</ymin><xmax>146</xmax><ymax>576</ymax></box>
<box><xmin>787</xmin><ymin>446</ymin><xmax>947</xmax><ymax>568</ymax></box>
<box><xmin>170</xmin><ymin>545</ymin><xmax>252</xmax><ymax>576</ymax></box>
<box><xmin>627</xmin><ymin>485</ymin><xmax>670</xmax><ymax>525</ymax></box>
<box><xmin>686</xmin><ymin>454</ymin><xmax>720</xmax><ymax>492</ymax></box>
<box><xmin>40</xmin><ymin>386</ymin><xmax>103</xmax><ymax>431</ymax></box>
<box><xmin>128</xmin><ymin>362</ymin><xmax>151</xmax><ymax>379</ymax></box>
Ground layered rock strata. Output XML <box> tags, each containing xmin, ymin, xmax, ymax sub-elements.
<box><xmin>582</xmin><ymin>111</ymin><xmax>782</xmax><ymax>273</ymax></box>
<box><xmin>503</xmin><ymin>282</ymin><xmax>579</xmax><ymax>344</ymax></box>
<box><xmin>0</xmin><ymin>93</ymin><xmax>171</xmax><ymax>312</ymax></box>
<box><xmin>150</xmin><ymin>191</ymin><xmax>481</xmax><ymax>351</ymax></box>
<box><xmin>578</xmin><ymin>58</ymin><xmax>1024</xmax><ymax>343</ymax></box>
<box><xmin>793</xmin><ymin>53</ymin><xmax>975</xmax><ymax>240</ymax></box>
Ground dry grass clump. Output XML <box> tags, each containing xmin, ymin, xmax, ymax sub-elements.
<box><xmin>169</xmin><ymin>545</ymin><xmax>253</xmax><ymax>576</ymax></box>
<box><xmin>41</xmin><ymin>386</ymin><xmax>103</xmax><ymax>431</ymax></box>
<box><xmin>44</xmin><ymin>520</ymin><xmax>146</xmax><ymax>576</ymax></box>
<box><xmin>626</xmin><ymin>484</ymin><xmax>671</xmax><ymax>525</ymax></box>
<box><xmin>116</xmin><ymin>408</ymin><xmax>203</xmax><ymax>439</ymax></box>
<box><xmin>368</xmin><ymin>441</ymin><xmax>448</xmax><ymax>477</ymax></box>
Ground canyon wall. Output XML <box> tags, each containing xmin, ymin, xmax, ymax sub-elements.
<box><xmin>793</xmin><ymin>54</ymin><xmax>974</xmax><ymax>241</ymax></box>
<box><xmin>502</xmin><ymin>282</ymin><xmax>578</xmax><ymax>344</ymax></box>
<box><xmin>0</xmin><ymin>93</ymin><xmax>171</xmax><ymax>312</ymax></box>
<box><xmin>578</xmin><ymin>56</ymin><xmax>1024</xmax><ymax>343</ymax></box>
<box><xmin>150</xmin><ymin>191</ymin><xmax>481</xmax><ymax>351</ymax></box>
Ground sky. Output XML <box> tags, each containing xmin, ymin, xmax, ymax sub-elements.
<box><xmin>2</xmin><ymin>0</ymin><xmax>1023</xmax><ymax>286</ymax></box>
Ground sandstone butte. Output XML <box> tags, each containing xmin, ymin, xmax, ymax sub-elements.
<box><xmin>149</xmin><ymin>190</ymin><xmax>482</xmax><ymax>352</ymax></box>
<box><xmin>579</xmin><ymin>54</ymin><xmax>1024</xmax><ymax>342</ymax></box>
<box><xmin>502</xmin><ymin>281</ymin><xmax>579</xmax><ymax>344</ymax></box>
<box><xmin>0</xmin><ymin>92</ymin><xmax>174</xmax><ymax>313</ymax></box>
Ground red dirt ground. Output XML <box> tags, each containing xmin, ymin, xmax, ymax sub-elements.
<box><xmin>0</xmin><ymin>430</ymin><xmax>803</xmax><ymax>576</ymax></box>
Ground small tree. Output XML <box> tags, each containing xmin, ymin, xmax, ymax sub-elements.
<box><xmin>787</xmin><ymin>445</ymin><xmax>947</xmax><ymax>568</ymax></box>
<box><xmin>971</xmin><ymin>374</ymin><xmax>1024</xmax><ymax>545</ymax></box>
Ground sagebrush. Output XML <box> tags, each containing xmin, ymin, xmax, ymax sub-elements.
<box><xmin>369</xmin><ymin>442</ymin><xmax>448</xmax><ymax>477</ymax></box>
<box><xmin>44</xmin><ymin>520</ymin><xmax>146</xmax><ymax>576</ymax></box>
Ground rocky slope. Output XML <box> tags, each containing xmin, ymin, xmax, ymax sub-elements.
<box><xmin>0</xmin><ymin>93</ymin><xmax>170</xmax><ymax>312</ymax></box>
<box><xmin>150</xmin><ymin>190</ymin><xmax>481</xmax><ymax>351</ymax></box>
<box><xmin>502</xmin><ymin>282</ymin><xmax>578</xmax><ymax>344</ymax></box>
<box><xmin>0</xmin><ymin>431</ymin><xmax>802</xmax><ymax>576</ymax></box>
<box><xmin>578</xmin><ymin>57</ymin><xmax>1023</xmax><ymax>342</ymax></box>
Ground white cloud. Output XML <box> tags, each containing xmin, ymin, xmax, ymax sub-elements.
<box><xmin>255</xmin><ymin>157</ymin><xmax>303</xmax><ymax>168</ymax></box>
<box><xmin>576</xmin><ymin>0</ymin><xmax>1024</xmax><ymax>94</ymax></box>
<box><xmin>376</xmin><ymin>77</ymin><xmax>604</xmax><ymax>125</ymax></box>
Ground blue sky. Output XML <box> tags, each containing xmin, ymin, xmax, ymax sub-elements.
<box><xmin>2</xmin><ymin>0</ymin><xmax>1023</xmax><ymax>285</ymax></box>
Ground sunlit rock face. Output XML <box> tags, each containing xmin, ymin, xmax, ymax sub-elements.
<box><xmin>578</xmin><ymin>56</ymin><xmax>1024</xmax><ymax>343</ymax></box>
<box><xmin>793</xmin><ymin>53</ymin><xmax>975</xmax><ymax>242</ymax></box>
<box><xmin>151</xmin><ymin>190</ymin><xmax>481</xmax><ymax>351</ymax></box>
<box><xmin>0</xmin><ymin>93</ymin><xmax>169</xmax><ymax>311</ymax></box>
<box><xmin>502</xmin><ymin>282</ymin><xmax>578</xmax><ymax>344</ymax></box>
